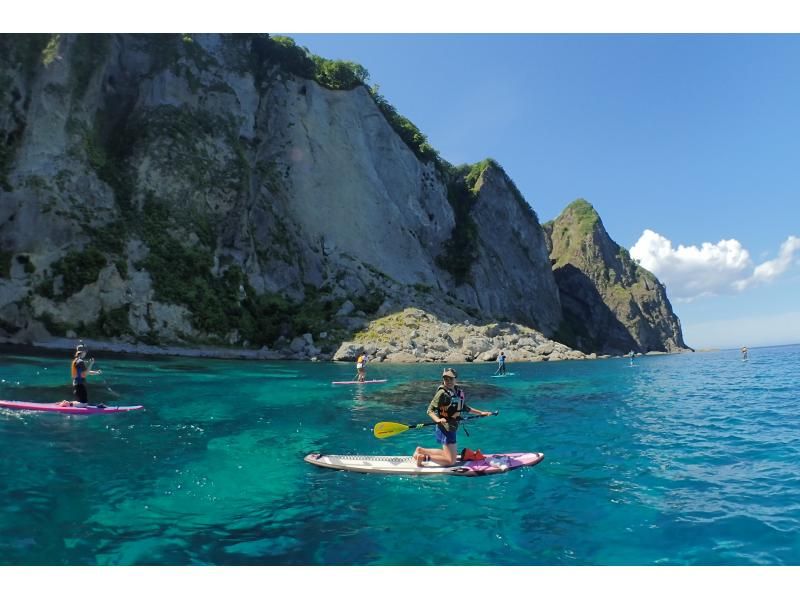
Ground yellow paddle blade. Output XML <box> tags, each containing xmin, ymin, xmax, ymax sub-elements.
<box><xmin>373</xmin><ymin>421</ymin><xmax>410</xmax><ymax>439</ymax></box>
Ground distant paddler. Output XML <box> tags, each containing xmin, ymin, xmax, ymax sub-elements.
<box><xmin>355</xmin><ymin>351</ymin><xmax>369</xmax><ymax>382</ymax></box>
<box><xmin>494</xmin><ymin>351</ymin><xmax>507</xmax><ymax>376</ymax></box>
<box><xmin>741</xmin><ymin>346</ymin><xmax>749</xmax><ymax>361</ymax></box>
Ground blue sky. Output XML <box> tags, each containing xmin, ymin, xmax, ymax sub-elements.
<box><xmin>285</xmin><ymin>34</ymin><xmax>800</xmax><ymax>350</ymax></box>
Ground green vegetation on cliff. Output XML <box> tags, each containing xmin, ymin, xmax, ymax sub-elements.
<box><xmin>251</xmin><ymin>35</ymin><xmax>369</xmax><ymax>91</ymax></box>
<box><xmin>565</xmin><ymin>198</ymin><xmax>600</xmax><ymax>236</ymax></box>
<box><xmin>84</xmin><ymin>305</ymin><xmax>132</xmax><ymax>338</ymax></box>
<box><xmin>136</xmin><ymin>198</ymin><xmax>354</xmax><ymax>348</ymax></box>
<box><xmin>35</xmin><ymin>244</ymin><xmax>109</xmax><ymax>300</ymax></box>
<box><xmin>51</xmin><ymin>247</ymin><xmax>107</xmax><ymax>298</ymax></box>
<box><xmin>435</xmin><ymin>164</ymin><xmax>481</xmax><ymax>285</ymax></box>
<box><xmin>544</xmin><ymin>198</ymin><xmax>602</xmax><ymax>268</ymax></box>
<box><xmin>544</xmin><ymin>198</ymin><xmax>599</xmax><ymax>239</ymax></box>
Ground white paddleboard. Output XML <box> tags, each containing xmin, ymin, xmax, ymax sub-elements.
<box><xmin>304</xmin><ymin>452</ymin><xmax>543</xmax><ymax>476</ymax></box>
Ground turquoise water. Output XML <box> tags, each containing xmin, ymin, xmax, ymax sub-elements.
<box><xmin>1</xmin><ymin>344</ymin><xmax>799</xmax><ymax>565</ymax></box>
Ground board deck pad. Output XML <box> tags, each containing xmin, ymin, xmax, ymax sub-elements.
<box><xmin>304</xmin><ymin>452</ymin><xmax>543</xmax><ymax>476</ymax></box>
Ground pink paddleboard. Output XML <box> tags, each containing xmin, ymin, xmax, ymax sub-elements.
<box><xmin>331</xmin><ymin>379</ymin><xmax>388</xmax><ymax>385</ymax></box>
<box><xmin>0</xmin><ymin>400</ymin><xmax>143</xmax><ymax>415</ymax></box>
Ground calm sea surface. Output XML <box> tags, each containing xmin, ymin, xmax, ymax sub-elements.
<box><xmin>1</xmin><ymin>344</ymin><xmax>798</xmax><ymax>565</ymax></box>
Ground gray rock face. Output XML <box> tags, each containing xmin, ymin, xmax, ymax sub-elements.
<box><xmin>265</xmin><ymin>79</ymin><xmax>451</xmax><ymax>289</ymax></box>
<box><xmin>0</xmin><ymin>33</ymin><xmax>568</xmax><ymax>349</ymax></box>
<box><xmin>459</xmin><ymin>165</ymin><xmax>562</xmax><ymax>335</ymax></box>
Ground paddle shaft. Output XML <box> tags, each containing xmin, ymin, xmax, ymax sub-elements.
<box><xmin>90</xmin><ymin>358</ymin><xmax>121</xmax><ymax>397</ymax></box>
<box><xmin>374</xmin><ymin>411</ymin><xmax>500</xmax><ymax>439</ymax></box>
<box><xmin>403</xmin><ymin>410</ymin><xmax>498</xmax><ymax>430</ymax></box>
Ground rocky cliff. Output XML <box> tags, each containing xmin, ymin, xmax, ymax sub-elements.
<box><xmin>543</xmin><ymin>199</ymin><xmax>689</xmax><ymax>354</ymax></box>
<box><xmin>0</xmin><ymin>34</ymin><xmax>685</xmax><ymax>359</ymax></box>
<box><xmin>0</xmin><ymin>33</ymin><xmax>563</xmax><ymax>356</ymax></box>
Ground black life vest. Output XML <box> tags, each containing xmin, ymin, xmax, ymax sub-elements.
<box><xmin>436</xmin><ymin>384</ymin><xmax>466</xmax><ymax>418</ymax></box>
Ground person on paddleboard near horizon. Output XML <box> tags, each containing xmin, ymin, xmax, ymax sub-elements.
<box><xmin>413</xmin><ymin>367</ymin><xmax>491</xmax><ymax>467</ymax></box>
<box><xmin>58</xmin><ymin>343</ymin><xmax>104</xmax><ymax>408</ymax></box>
<box><xmin>494</xmin><ymin>351</ymin><xmax>507</xmax><ymax>376</ymax></box>
<box><xmin>356</xmin><ymin>351</ymin><xmax>368</xmax><ymax>382</ymax></box>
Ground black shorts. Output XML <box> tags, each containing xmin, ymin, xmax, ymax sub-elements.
<box><xmin>73</xmin><ymin>384</ymin><xmax>88</xmax><ymax>403</ymax></box>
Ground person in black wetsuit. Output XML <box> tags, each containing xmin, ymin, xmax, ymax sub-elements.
<box><xmin>58</xmin><ymin>343</ymin><xmax>103</xmax><ymax>407</ymax></box>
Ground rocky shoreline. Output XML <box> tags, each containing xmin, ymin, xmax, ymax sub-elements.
<box><xmin>334</xmin><ymin>308</ymin><xmax>598</xmax><ymax>363</ymax></box>
<box><xmin>1</xmin><ymin>308</ymin><xmax>677</xmax><ymax>363</ymax></box>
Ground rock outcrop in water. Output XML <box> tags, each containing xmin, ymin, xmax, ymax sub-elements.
<box><xmin>543</xmin><ymin>199</ymin><xmax>689</xmax><ymax>354</ymax></box>
<box><xmin>334</xmin><ymin>307</ymin><xmax>590</xmax><ymax>364</ymax></box>
<box><xmin>0</xmin><ymin>34</ymin><xmax>687</xmax><ymax>359</ymax></box>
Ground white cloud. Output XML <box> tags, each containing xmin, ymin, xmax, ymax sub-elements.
<box><xmin>734</xmin><ymin>236</ymin><xmax>800</xmax><ymax>291</ymax></box>
<box><xmin>629</xmin><ymin>230</ymin><xmax>800</xmax><ymax>302</ymax></box>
